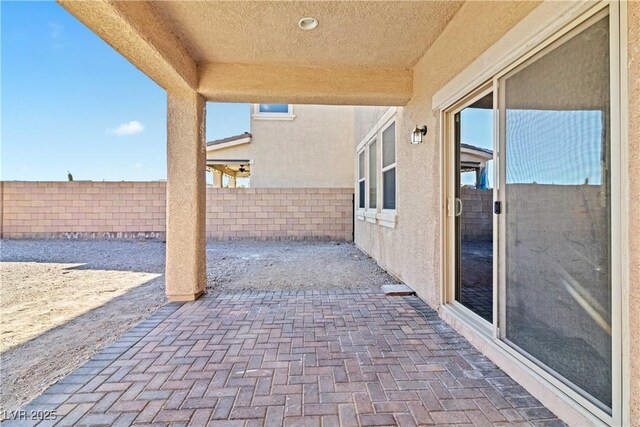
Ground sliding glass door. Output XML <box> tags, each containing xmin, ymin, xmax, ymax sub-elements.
<box><xmin>454</xmin><ymin>92</ymin><xmax>495</xmax><ymax>323</ymax></box>
<box><xmin>498</xmin><ymin>13</ymin><xmax>612</xmax><ymax>411</ymax></box>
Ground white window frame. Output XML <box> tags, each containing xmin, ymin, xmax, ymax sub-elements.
<box><xmin>356</xmin><ymin>149</ymin><xmax>366</xmax><ymax>220</ymax></box>
<box><xmin>354</xmin><ymin>108</ymin><xmax>398</xmax><ymax>227</ymax></box>
<box><xmin>365</xmin><ymin>138</ymin><xmax>377</xmax><ymax>223</ymax></box>
<box><xmin>252</xmin><ymin>104</ymin><xmax>295</xmax><ymax>120</ymax></box>
<box><xmin>436</xmin><ymin>2</ymin><xmax>627</xmax><ymax>426</ymax></box>
<box><xmin>379</xmin><ymin>119</ymin><xmax>397</xmax><ymax>228</ymax></box>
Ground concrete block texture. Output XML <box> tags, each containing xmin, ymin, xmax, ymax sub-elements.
<box><xmin>0</xmin><ymin>182</ymin><xmax>354</xmax><ymax>242</ymax></box>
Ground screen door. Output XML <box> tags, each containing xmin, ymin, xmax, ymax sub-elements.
<box><xmin>497</xmin><ymin>14</ymin><xmax>612</xmax><ymax>411</ymax></box>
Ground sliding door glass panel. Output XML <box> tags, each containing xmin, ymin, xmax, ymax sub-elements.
<box><xmin>501</xmin><ymin>16</ymin><xmax>611</xmax><ymax>410</ymax></box>
<box><xmin>455</xmin><ymin>92</ymin><xmax>494</xmax><ymax>323</ymax></box>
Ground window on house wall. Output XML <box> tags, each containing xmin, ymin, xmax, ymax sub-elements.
<box><xmin>356</xmin><ymin>107</ymin><xmax>397</xmax><ymax>228</ymax></box>
<box><xmin>358</xmin><ymin>150</ymin><xmax>366</xmax><ymax>209</ymax></box>
<box><xmin>258</xmin><ymin>104</ymin><xmax>290</xmax><ymax>114</ymax></box>
<box><xmin>368</xmin><ymin>139</ymin><xmax>377</xmax><ymax>209</ymax></box>
<box><xmin>252</xmin><ymin>104</ymin><xmax>295</xmax><ymax>120</ymax></box>
<box><xmin>354</xmin><ymin>108</ymin><xmax>397</xmax><ymax>227</ymax></box>
<box><xmin>381</xmin><ymin>122</ymin><xmax>396</xmax><ymax>210</ymax></box>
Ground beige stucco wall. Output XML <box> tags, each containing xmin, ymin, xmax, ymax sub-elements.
<box><xmin>354</xmin><ymin>1</ymin><xmax>541</xmax><ymax>308</ymax></box>
<box><xmin>354</xmin><ymin>1</ymin><xmax>639</xmax><ymax>424</ymax></box>
<box><xmin>353</xmin><ymin>106</ymin><xmax>392</xmax><ymax>144</ymax></box>
<box><xmin>209</xmin><ymin>105</ymin><xmax>354</xmax><ymax>188</ymax></box>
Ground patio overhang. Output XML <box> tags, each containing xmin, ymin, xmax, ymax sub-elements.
<box><xmin>57</xmin><ymin>0</ymin><xmax>462</xmax><ymax>106</ymax></box>
<box><xmin>199</xmin><ymin>63</ymin><xmax>412</xmax><ymax>106</ymax></box>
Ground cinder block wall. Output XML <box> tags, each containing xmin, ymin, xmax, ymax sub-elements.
<box><xmin>0</xmin><ymin>182</ymin><xmax>353</xmax><ymax>241</ymax></box>
<box><xmin>206</xmin><ymin>188</ymin><xmax>353</xmax><ymax>241</ymax></box>
<box><xmin>460</xmin><ymin>187</ymin><xmax>493</xmax><ymax>241</ymax></box>
<box><xmin>0</xmin><ymin>182</ymin><xmax>166</xmax><ymax>239</ymax></box>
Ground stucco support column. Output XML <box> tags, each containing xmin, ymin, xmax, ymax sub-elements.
<box><xmin>166</xmin><ymin>91</ymin><xmax>206</xmax><ymax>301</ymax></box>
<box><xmin>228</xmin><ymin>175</ymin><xmax>237</xmax><ymax>188</ymax></box>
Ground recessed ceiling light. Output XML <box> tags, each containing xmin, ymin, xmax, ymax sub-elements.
<box><xmin>298</xmin><ymin>17</ymin><xmax>318</xmax><ymax>31</ymax></box>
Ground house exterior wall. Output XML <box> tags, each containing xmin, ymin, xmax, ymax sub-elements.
<box><xmin>354</xmin><ymin>1</ymin><xmax>639</xmax><ymax>424</ymax></box>
<box><xmin>209</xmin><ymin>105</ymin><xmax>355</xmax><ymax>188</ymax></box>
<box><xmin>0</xmin><ymin>182</ymin><xmax>353</xmax><ymax>241</ymax></box>
<box><xmin>354</xmin><ymin>1</ymin><xmax>541</xmax><ymax>308</ymax></box>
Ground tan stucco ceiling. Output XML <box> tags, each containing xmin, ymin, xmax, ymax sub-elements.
<box><xmin>151</xmin><ymin>1</ymin><xmax>463</xmax><ymax>68</ymax></box>
<box><xmin>58</xmin><ymin>0</ymin><xmax>468</xmax><ymax>105</ymax></box>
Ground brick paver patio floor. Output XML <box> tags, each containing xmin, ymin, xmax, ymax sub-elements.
<box><xmin>8</xmin><ymin>290</ymin><xmax>563</xmax><ymax>426</ymax></box>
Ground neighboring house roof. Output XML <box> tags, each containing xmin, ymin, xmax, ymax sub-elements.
<box><xmin>206</xmin><ymin>132</ymin><xmax>252</xmax><ymax>151</ymax></box>
<box><xmin>460</xmin><ymin>143</ymin><xmax>493</xmax><ymax>160</ymax></box>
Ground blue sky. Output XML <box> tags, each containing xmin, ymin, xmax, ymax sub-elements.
<box><xmin>2</xmin><ymin>2</ymin><xmax>604</xmax><ymax>187</ymax></box>
<box><xmin>460</xmin><ymin>108</ymin><xmax>494</xmax><ymax>187</ymax></box>
<box><xmin>460</xmin><ymin>107</ymin><xmax>604</xmax><ymax>187</ymax></box>
<box><xmin>1</xmin><ymin>1</ymin><xmax>249</xmax><ymax>182</ymax></box>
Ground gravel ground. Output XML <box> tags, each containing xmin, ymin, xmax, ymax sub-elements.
<box><xmin>0</xmin><ymin>239</ymin><xmax>396</xmax><ymax>412</ymax></box>
<box><xmin>206</xmin><ymin>241</ymin><xmax>396</xmax><ymax>292</ymax></box>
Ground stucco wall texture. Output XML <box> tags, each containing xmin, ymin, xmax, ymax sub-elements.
<box><xmin>210</xmin><ymin>105</ymin><xmax>355</xmax><ymax>188</ymax></box>
<box><xmin>166</xmin><ymin>91</ymin><xmax>207</xmax><ymax>300</ymax></box>
<box><xmin>0</xmin><ymin>182</ymin><xmax>353</xmax><ymax>242</ymax></box>
<box><xmin>355</xmin><ymin>2</ymin><xmax>639</xmax><ymax>423</ymax></box>
<box><xmin>355</xmin><ymin>1</ymin><xmax>540</xmax><ymax>308</ymax></box>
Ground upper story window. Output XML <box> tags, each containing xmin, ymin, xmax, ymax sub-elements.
<box><xmin>252</xmin><ymin>104</ymin><xmax>295</xmax><ymax>120</ymax></box>
<box><xmin>259</xmin><ymin>104</ymin><xmax>289</xmax><ymax>113</ymax></box>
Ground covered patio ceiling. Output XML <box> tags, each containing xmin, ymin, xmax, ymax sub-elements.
<box><xmin>57</xmin><ymin>0</ymin><xmax>464</xmax><ymax>105</ymax></box>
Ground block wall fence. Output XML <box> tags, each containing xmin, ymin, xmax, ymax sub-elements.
<box><xmin>460</xmin><ymin>187</ymin><xmax>493</xmax><ymax>241</ymax></box>
<box><xmin>0</xmin><ymin>182</ymin><xmax>354</xmax><ymax>241</ymax></box>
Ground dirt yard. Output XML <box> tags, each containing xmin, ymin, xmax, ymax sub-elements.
<box><xmin>205</xmin><ymin>241</ymin><xmax>396</xmax><ymax>291</ymax></box>
<box><xmin>0</xmin><ymin>239</ymin><xmax>396</xmax><ymax>412</ymax></box>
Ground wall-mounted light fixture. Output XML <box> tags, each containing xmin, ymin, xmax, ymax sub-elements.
<box><xmin>411</xmin><ymin>125</ymin><xmax>427</xmax><ymax>144</ymax></box>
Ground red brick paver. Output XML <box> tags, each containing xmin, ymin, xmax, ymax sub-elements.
<box><xmin>6</xmin><ymin>290</ymin><xmax>564</xmax><ymax>426</ymax></box>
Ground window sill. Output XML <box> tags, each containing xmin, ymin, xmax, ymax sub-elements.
<box><xmin>364</xmin><ymin>210</ymin><xmax>377</xmax><ymax>224</ymax></box>
<box><xmin>356</xmin><ymin>209</ymin><xmax>365</xmax><ymax>221</ymax></box>
<box><xmin>251</xmin><ymin>114</ymin><xmax>296</xmax><ymax>121</ymax></box>
<box><xmin>377</xmin><ymin>211</ymin><xmax>397</xmax><ymax>228</ymax></box>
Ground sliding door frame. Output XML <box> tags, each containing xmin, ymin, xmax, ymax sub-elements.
<box><xmin>440</xmin><ymin>2</ymin><xmax>625</xmax><ymax>424</ymax></box>
<box><xmin>442</xmin><ymin>83</ymin><xmax>495</xmax><ymax>334</ymax></box>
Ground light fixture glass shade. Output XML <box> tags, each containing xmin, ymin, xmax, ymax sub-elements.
<box><xmin>298</xmin><ymin>17</ymin><xmax>318</xmax><ymax>30</ymax></box>
<box><xmin>411</xmin><ymin>125</ymin><xmax>426</xmax><ymax>144</ymax></box>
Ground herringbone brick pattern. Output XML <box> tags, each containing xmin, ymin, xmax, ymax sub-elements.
<box><xmin>8</xmin><ymin>291</ymin><xmax>563</xmax><ymax>426</ymax></box>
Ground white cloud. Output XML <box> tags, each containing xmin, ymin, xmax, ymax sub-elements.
<box><xmin>110</xmin><ymin>121</ymin><xmax>144</xmax><ymax>136</ymax></box>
